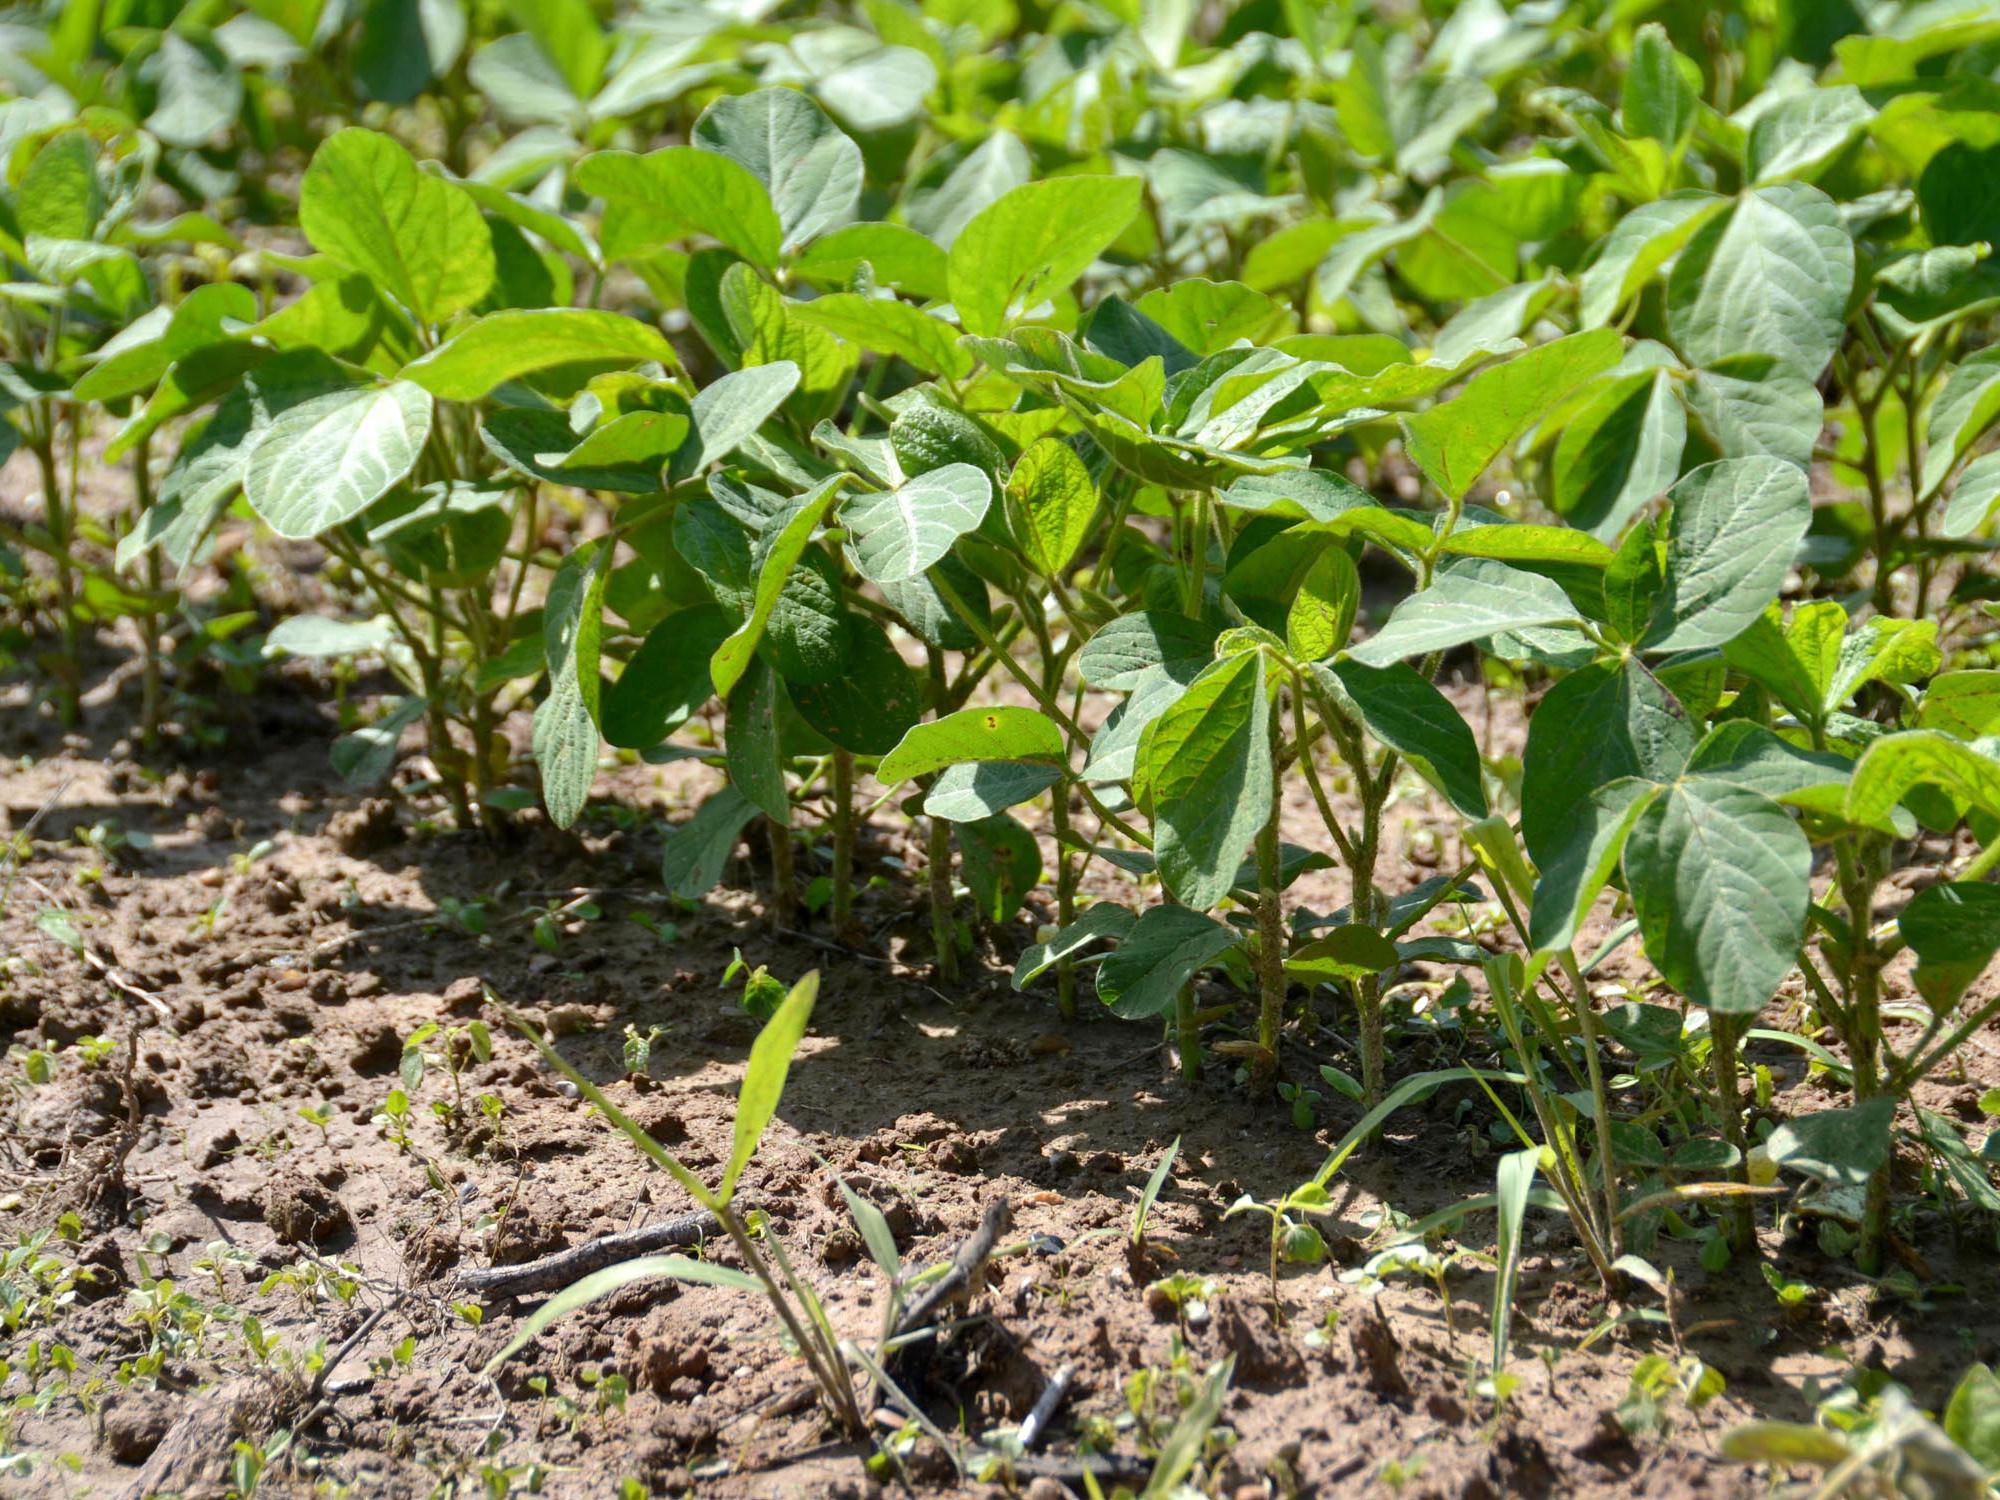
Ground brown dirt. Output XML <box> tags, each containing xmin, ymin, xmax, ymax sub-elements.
<box><xmin>4</xmin><ymin>645</ymin><xmax>2000</xmax><ymax>1500</ymax></box>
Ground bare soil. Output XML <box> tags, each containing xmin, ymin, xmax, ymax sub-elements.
<box><xmin>4</xmin><ymin>642</ymin><xmax>2000</xmax><ymax>1500</ymax></box>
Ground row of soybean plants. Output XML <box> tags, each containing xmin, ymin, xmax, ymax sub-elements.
<box><xmin>8</xmin><ymin>1</ymin><xmax>2000</xmax><ymax>1282</ymax></box>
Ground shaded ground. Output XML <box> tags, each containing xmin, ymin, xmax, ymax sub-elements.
<box><xmin>3</xmin><ymin>633</ymin><xmax>1999</xmax><ymax>1500</ymax></box>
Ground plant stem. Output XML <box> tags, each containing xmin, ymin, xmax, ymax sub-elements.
<box><xmin>830</xmin><ymin>748</ymin><xmax>856</xmax><ymax>937</ymax></box>
<box><xmin>1709</xmin><ymin>1012</ymin><xmax>1756</xmax><ymax>1255</ymax></box>
<box><xmin>1051</xmin><ymin>788</ymin><xmax>1078</xmax><ymax>1021</ymax></box>
<box><xmin>767</xmin><ymin>817</ymin><xmax>797</xmax><ymax>929</ymax></box>
<box><xmin>33</xmin><ymin>438</ymin><xmax>80</xmax><ymax>722</ymax></box>
<box><xmin>1254</xmin><ymin>747</ymin><xmax>1286</xmax><ymax>1087</ymax></box>
<box><xmin>925</xmin><ymin>650</ymin><xmax>959</xmax><ymax>983</ymax></box>
<box><xmin>132</xmin><ymin>431</ymin><xmax>162</xmax><ymax>750</ymax></box>
<box><xmin>1560</xmin><ymin>951</ymin><xmax>1623</xmax><ymax>1257</ymax></box>
<box><xmin>1176</xmin><ymin>982</ymin><xmax>1200</xmax><ymax>1082</ymax></box>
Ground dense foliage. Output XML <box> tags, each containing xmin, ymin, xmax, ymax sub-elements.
<box><xmin>10</xmin><ymin>0</ymin><xmax>2000</xmax><ymax>1439</ymax></box>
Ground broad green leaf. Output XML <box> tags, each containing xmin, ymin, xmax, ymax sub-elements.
<box><xmin>1624</xmin><ymin>778</ymin><xmax>1811</xmax><ymax>1015</ymax></box>
<box><xmin>1140</xmin><ymin>650</ymin><xmax>1272</xmax><ymax>910</ymax></box>
<box><xmin>264</xmin><ymin>616</ymin><xmax>395</xmax><ymax>659</ymax></box>
<box><xmin>355</xmin><ymin>0</ymin><xmax>468</xmax><ymax>106</ymax></box>
<box><xmin>1551</xmin><ymin>370</ymin><xmax>1685</xmax><ymax>538</ymax></box>
<box><xmin>144</xmin><ymin>31</ymin><xmax>243</xmax><ymax>149</ymax></box>
<box><xmin>1285</xmin><ymin>925</ymin><xmax>1397</xmax><ymax>984</ymax></box>
<box><xmin>1665</xmin><ymin>183</ymin><xmax>1854</xmax><ymax>383</ymax></box>
<box><xmin>1006</xmin><ymin>438</ymin><xmax>1097</xmax><ymax>576</ymax></box>
<box><xmin>602</xmin><ymin>603</ymin><xmax>733</xmax><ymax>749</ymax></box>
<box><xmin>575</xmin><ymin>147</ymin><xmax>782</xmax><ymax>270</ymax></box>
<box><xmin>1919</xmin><ymin>672</ymin><xmax>2000</xmax><ymax>739</ymax></box>
<box><xmin>401</xmin><ymin>309</ymin><xmax>676</xmax><ymax>400</ymax></box>
<box><xmin>925</xmin><ymin>761</ymin><xmax>1062</xmax><ymax>822</ymax></box>
<box><xmin>1347</xmin><ymin>557</ymin><xmax>1583</xmax><ymax>668</ymax></box>
<box><xmin>1579</xmin><ymin>192</ymin><xmax>1728</xmax><ymax>328</ymax></box>
<box><xmin>957</xmin><ymin>812</ymin><xmax>1042</xmax><ymax>923</ymax></box>
<box><xmin>721</xmin><ymin>970</ymin><xmax>818</xmax><ymax>1203</ymax></box>
<box><xmin>725</xmin><ymin>661</ymin><xmax>787</xmax><ymax>823</ymax></box>
<box><xmin>16</xmin><ymin>129</ymin><xmax>101</xmax><ymax>241</ymax></box>
<box><xmin>1521</xmin><ymin>659</ymin><xmax>1693</xmax><ymax>869</ymax></box>
<box><xmin>786</xmin><ymin>617</ymin><xmax>926</xmax><ymax>756</ymax></box>
<box><xmin>877</xmin><ymin>706</ymin><xmax>1066</xmax><ymax>784</ymax></box>
<box><xmin>1400</xmin><ymin>329</ymin><xmax>1621</xmax><ymax>500</ymax></box>
<box><xmin>1921</xmin><ymin>347</ymin><xmax>2000</xmax><ymax>497</ymax></box>
<box><xmin>1685</xmin><ymin>721</ymin><xmax>1853</xmax><ymax>802</ymax></box>
<box><xmin>1942</xmin><ymin>451</ymin><xmax>2000</xmax><ymax>538</ymax></box>
<box><xmin>1848</xmin><ymin>730</ymin><xmax>2000</xmax><ymax>828</ymax></box>
<box><xmin>1079</xmin><ymin>612</ymin><xmax>1219</xmax><ymax>691</ymax></box>
<box><xmin>1286</xmin><ymin>547</ymin><xmax>1359</xmax><ymax>661</ymax></box>
<box><xmin>793</xmin><ymin>222</ymin><xmax>949</xmax><ymax>300</ymax></box>
<box><xmin>788</xmin><ymin>293</ymin><xmax>970</xmax><ymax>379</ymax></box>
<box><xmin>948</xmin><ymin>175</ymin><xmax>1145</xmax><ymax>336</ymax></box>
<box><xmin>1747</xmin><ymin>86</ymin><xmax>1873</xmax><ymax>183</ymax></box>
<box><xmin>1014</xmin><ymin>903</ymin><xmax>1136</xmax><ymax>990</ymax></box>
<box><xmin>532</xmin><ymin>540</ymin><xmax>607</xmax><ymax>828</ymax></box>
<box><xmin>331</xmin><ymin>695</ymin><xmax>429</xmax><ymax>788</ymax></box>
<box><xmin>1621</xmin><ymin>25</ymin><xmax>1697</xmax><ymax>146</ymax></box>
<box><xmin>663</xmin><ymin>787</ymin><xmax>761</xmax><ymax>898</ymax></box>
<box><xmin>1718</xmin><ymin>1424</ymin><xmax>1851</xmax><ymax>1468</ymax></box>
<box><xmin>243</xmin><ymin>381</ymin><xmax>433</xmax><ymax>539</ymax></box>
<box><xmin>1096</xmin><ymin>904</ymin><xmax>1238</xmax><ymax>1019</ymax></box>
<box><xmin>844</xmin><ymin>463</ymin><xmax>992</xmax><ymax>584</ymax></box>
<box><xmin>1644</xmin><ymin>458</ymin><xmax>1810</xmax><ymax>652</ymax></box>
<box><xmin>1682</xmin><ymin>356</ymin><xmax>1821</xmax><ymax>467</ymax></box>
<box><xmin>672</xmin><ymin>361</ymin><xmax>801</xmax><ymax>481</ymax></box>
<box><xmin>1900</xmin><ymin>882</ymin><xmax>2000</xmax><ymax>1011</ymax></box>
<box><xmin>1527</xmin><ymin>778</ymin><xmax>1660</xmax><ymax>956</ymax></box>
<box><xmin>300</xmin><ymin>128</ymin><xmax>495</xmax><ymax>325</ymax></box>
<box><xmin>692</xmin><ymin>88</ymin><xmax>862</xmax><ymax>254</ymax></box>
<box><xmin>1765</xmin><ymin>1099</ymin><xmax>1895</xmax><ymax>1189</ymax></box>
<box><xmin>1945</xmin><ymin>1365</ymin><xmax>2000</xmax><ymax>1474</ymax></box>
<box><xmin>709</xmin><ymin>475</ymin><xmax>844</xmax><ymax>698</ymax></box>
<box><xmin>1325</xmin><ymin>659</ymin><xmax>1487</xmax><ymax>818</ymax></box>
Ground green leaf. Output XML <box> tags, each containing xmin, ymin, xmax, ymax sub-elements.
<box><xmin>662</xmin><ymin>787</ymin><xmax>761</xmax><ymax>899</ymax></box>
<box><xmin>1140</xmin><ymin>650</ymin><xmax>1272</xmax><ymax>911</ymax></box>
<box><xmin>1621</xmin><ymin>25</ymin><xmax>1696</xmax><ymax>147</ymax></box>
<box><xmin>1920</xmin><ymin>672</ymin><xmax>2000</xmax><ymax>739</ymax></box>
<box><xmin>331</xmin><ymin>695</ymin><xmax>429</xmax><ymax>787</ymax></box>
<box><xmin>725</xmin><ymin>661</ymin><xmax>787</xmax><ymax>824</ymax></box>
<box><xmin>785</xmin><ymin>617</ymin><xmax>926</xmax><ymax>756</ymax></box>
<box><xmin>1941</xmin><ymin>451</ymin><xmax>2000</xmax><ymax>538</ymax></box>
<box><xmin>957</xmin><ymin>812</ymin><xmax>1043</xmax><ymax>923</ymax></box>
<box><xmin>1682</xmin><ymin>356</ymin><xmax>1822</xmax><ymax>467</ymax></box>
<box><xmin>1665</xmin><ymin>183</ymin><xmax>1854</xmax><ymax>383</ymax></box>
<box><xmin>300</xmin><ymin>128</ymin><xmax>495</xmax><ymax>325</ymax></box>
<box><xmin>1685</xmin><ymin>721</ymin><xmax>1854</xmax><ymax>802</ymax></box>
<box><xmin>1579</xmin><ymin>193</ymin><xmax>1729</xmax><ymax>328</ymax></box>
<box><xmin>533</xmin><ymin>539</ymin><xmax>608</xmax><ymax>828</ymax></box>
<box><xmin>1765</xmin><ymin>1098</ymin><xmax>1895</xmax><ymax>1189</ymax></box>
<box><xmin>1944</xmin><ymin>1365</ymin><xmax>2000</xmax><ymax>1472</ymax></box>
<box><xmin>1079</xmin><ymin>612</ymin><xmax>1219</xmax><ymax>691</ymax></box>
<box><xmin>1521</xmin><ymin>659</ymin><xmax>1694</xmax><ymax>870</ymax></box>
<box><xmin>721</xmin><ymin>970</ymin><xmax>818</xmax><ymax>1204</ymax></box>
<box><xmin>877</xmin><ymin>706</ymin><xmax>1066</xmax><ymax>785</ymax></box>
<box><xmin>1644</xmin><ymin>457</ymin><xmax>1810</xmax><ymax>652</ymax></box>
<box><xmin>1551</xmin><ymin>370</ymin><xmax>1686</xmax><ymax>538</ymax></box>
<box><xmin>243</xmin><ymin>381</ymin><xmax>433</xmax><ymax>540</ymax></box>
<box><xmin>1921</xmin><ymin>347</ymin><xmax>2000</xmax><ymax>497</ymax></box>
<box><xmin>692</xmin><ymin>88</ymin><xmax>862</xmax><ymax>254</ymax></box>
<box><xmin>1399</xmin><ymin>329</ymin><xmax>1621</xmax><ymax>500</ymax></box>
<box><xmin>1286</xmin><ymin>547</ymin><xmax>1360</xmax><ymax>661</ymax></box>
<box><xmin>481</xmin><ymin>1254</ymin><xmax>761</xmax><ymax>1374</ymax></box>
<box><xmin>672</xmin><ymin>361</ymin><xmax>801</xmax><ymax>481</ymax></box>
<box><xmin>709</xmin><ymin>475</ymin><xmax>843</xmax><ymax>698</ymax></box>
<box><xmin>1006</xmin><ymin>438</ymin><xmax>1097</xmax><ymax>576</ymax></box>
<box><xmin>789</xmin><ymin>292</ymin><xmax>970</xmax><ymax>379</ymax></box>
<box><xmin>1718</xmin><ymin>1423</ymin><xmax>1851</xmax><ymax>1469</ymax></box>
<box><xmin>947</xmin><ymin>175</ymin><xmax>1144</xmax><ymax>337</ymax></box>
<box><xmin>1015</xmin><ymin>903</ymin><xmax>1136</xmax><ymax>990</ymax></box>
<box><xmin>1901</xmin><ymin>881</ymin><xmax>2000</xmax><ymax>1011</ymax></box>
<box><xmin>1285</xmin><ymin>924</ymin><xmax>1397</xmax><ymax>984</ymax></box>
<box><xmin>1747</xmin><ymin>86</ymin><xmax>1873</xmax><ymax>184</ymax></box>
<box><xmin>793</xmin><ymin>222</ymin><xmax>949</xmax><ymax>300</ymax></box>
<box><xmin>1325</xmin><ymin>660</ymin><xmax>1487</xmax><ymax>819</ymax></box>
<box><xmin>844</xmin><ymin>464</ymin><xmax>992</xmax><ymax>584</ymax></box>
<box><xmin>401</xmin><ymin>308</ymin><xmax>676</xmax><ymax>400</ymax></box>
<box><xmin>1624</xmin><ymin>779</ymin><xmax>1810</xmax><ymax>1015</ymax></box>
<box><xmin>575</xmin><ymin>147</ymin><xmax>783</xmax><ymax>270</ymax></box>
<box><xmin>602</xmin><ymin>604</ymin><xmax>734</xmax><ymax>750</ymax></box>
<box><xmin>925</xmin><ymin>761</ymin><xmax>1061</xmax><ymax>822</ymax></box>
<box><xmin>1849</xmin><ymin>730</ymin><xmax>2000</xmax><ymax>829</ymax></box>
<box><xmin>265</xmin><ymin>616</ymin><xmax>395</xmax><ymax>659</ymax></box>
<box><xmin>1096</xmin><ymin>904</ymin><xmax>1238</xmax><ymax>1019</ymax></box>
<box><xmin>1347</xmin><ymin>557</ymin><xmax>1583</xmax><ymax>668</ymax></box>
<box><xmin>144</xmin><ymin>31</ymin><xmax>243</xmax><ymax>149</ymax></box>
